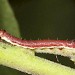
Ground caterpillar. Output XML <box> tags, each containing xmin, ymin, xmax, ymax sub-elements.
<box><xmin>0</xmin><ymin>30</ymin><xmax>75</xmax><ymax>62</ymax></box>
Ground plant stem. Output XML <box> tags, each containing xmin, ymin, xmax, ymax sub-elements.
<box><xmin>0</xmin><ymin>42</ymin><xmax>75</xmax><ymax>75</ymax></box>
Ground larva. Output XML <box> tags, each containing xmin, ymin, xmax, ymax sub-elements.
<box><xmin>0</xmin><ymin>30</ymin><xmax>75</xmax><ymax>62</ymax></box>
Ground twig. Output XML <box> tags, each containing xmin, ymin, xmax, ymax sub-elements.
<box><xmin>0</xmin><ymin>41</ymin><xmax>75</xmax><ymax>75</ymax></box>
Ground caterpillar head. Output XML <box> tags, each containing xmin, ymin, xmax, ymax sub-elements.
<box><xmin>0</xmin><ymin>30</ymin><xmax>5</xmax><ymax>37</ymax></box>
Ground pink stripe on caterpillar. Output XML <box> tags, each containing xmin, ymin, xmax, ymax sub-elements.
<box><xmin>0</xmin><ymin>30</ymin><xmax>75</xmax><ymax>48</ymax></box>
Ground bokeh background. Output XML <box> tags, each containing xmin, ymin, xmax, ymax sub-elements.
<box><xmin>0</xmin><ymin>0</ymin><xmax>75</xmax><ymax>75</ymax></box>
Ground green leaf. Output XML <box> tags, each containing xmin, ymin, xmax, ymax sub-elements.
<box><xmin>0</xmin><ymin>0</ymin><xmax>20</xmax><ymax>37</ymax></box>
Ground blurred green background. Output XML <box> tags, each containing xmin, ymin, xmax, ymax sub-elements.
<box><xmin>0</xmin><ymin>0</ymin><xmax>75</xmax><ymax>75</ymax></box>
<box><xmin>9</xmin><ymin>0</ymin><xmax>75</xmax><ymax>40</ymax></box>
